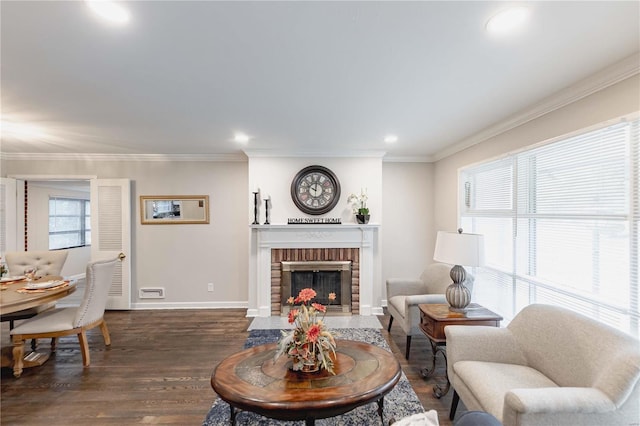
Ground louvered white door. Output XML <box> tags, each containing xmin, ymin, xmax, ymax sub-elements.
<box><xmin>90</xmin><ymin>179</ymin><xmax>131</xmax><ymax>309</ymax></box>
<box><xmin>0</xmin><ymin>178</ymin><xmax>18</xmax><ymax>254</ymax></box>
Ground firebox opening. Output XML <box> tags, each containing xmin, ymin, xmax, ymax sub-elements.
<box><xmin>281</xmin><ymin>261</ymin><xmax>352</xmax><ymax>315</ymax></box>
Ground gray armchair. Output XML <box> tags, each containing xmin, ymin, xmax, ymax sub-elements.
<box><xmin>386</xmin><ymin>262</ymin><xmax>473</xmax><ymax>359</ymax></box>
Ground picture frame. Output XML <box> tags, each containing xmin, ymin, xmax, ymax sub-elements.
<box><xmin>140</xmin><ymin>195</ymin><xmax>209</xmax><ymax>225</ymax></box>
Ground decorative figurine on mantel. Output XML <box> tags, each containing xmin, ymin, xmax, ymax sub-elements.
<box><xmin>252</xmin><ymin>191</ymin><xmax>260</xmax><ymax>225</ymax></box>
<box><xmin>347</xmin><ymin>188</ymin><xmax>370</xmax><ymax>224</ymax></box>
<box><xmin>264</xmin><ymin>196</ymin><xmax>271</xmax><ymax>225</ymax></box>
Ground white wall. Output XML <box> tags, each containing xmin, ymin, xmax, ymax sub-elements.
<box><xmin>381</xmin><ymin>162</ymin><xmax>435</xmax><ymax>299</ymax></box>
<box><xmin>433</xmin><ymin>74</ymin><xmax>640</xmax><ymax>234</ymax></box>
<box><xmin>247</xmin><ymin>156</ymin><xmax>383</xmax><ymax>224</ymax></box>
<box><xmin>3</xmin><ymin>160</ymin><xmax>249</xmax><ymax>308</ymax></box>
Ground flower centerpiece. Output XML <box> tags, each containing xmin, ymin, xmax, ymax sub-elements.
<box><xmin>275</xmin><ymin>288</ymin><xmax>337</xmax><ymax>374</ymax></box>
<box><xmin>347</xmin><ymin>188</ymin><xmax>370</xmax><ymax>224</ymax></box>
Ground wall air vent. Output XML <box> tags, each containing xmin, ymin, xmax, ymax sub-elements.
<box><xmin>139</xmin><ymin>287</ymin><xmax>165</xmax><ymax>299</ymax></box>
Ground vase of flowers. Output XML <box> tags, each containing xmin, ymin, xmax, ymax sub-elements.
<box><xmin>275</xmin><ymin>288</ymin><xmax>337</xmax><ymax>374</ymax></box>
<box><xmin>347</xmin><ymin>189</ymin><xmax>370</xmax><ymax>224</ymax></box>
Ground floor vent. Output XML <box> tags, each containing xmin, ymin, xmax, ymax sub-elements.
<box><xmin>139</xmin><ymin>287</ymin><xmax>165</xmax><ymax>299</ymax></box>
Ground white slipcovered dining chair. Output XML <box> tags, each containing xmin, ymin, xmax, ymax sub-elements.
<box><xmin>1</xmin><ymin>250</ymin><xmax>69</xmax><ymax>330</ymax></box>
<box><xmin>386</xmin><ymin>263</ymin><xmax>474</xmax><ymax>359</ymax></box>
<box><xmin>10</xmin><ymin>256</ymin><xmax>118</xmax><ymax>378</ymax></box>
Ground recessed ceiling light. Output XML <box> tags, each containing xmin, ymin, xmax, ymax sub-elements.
<box><xmin>486</xmin><ymin>6</ymin><xmax>529</xmax><ymax>35</ymax></box>
<box><xmin>384</xmin><ymin>135</ymin><xmax>398</xmax><ymax>144</ymax></box>
<box><xmin>234</xmin><ymin>133</ymin><xmax>250</xmax><ymax>144</ymax></box>
<box><xmin>86</xmin><ymin>1</ymin><xmax>130</xmax><ymax>25</ymax></box>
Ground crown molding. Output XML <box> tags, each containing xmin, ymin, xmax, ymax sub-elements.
<box><xmin>382</xmin><ymin>155</ymin><xmax>434</xmax><ymax>163</ymax></box>
<box><xmin>0</xmin><ymin>152</ymin><xmax>248</xmax><ymax>162</ymax></box>
<box><xmin>432</xmin><ymin>53</ymin><xmax>640</xmax><ymax>162</ymax></box>
<box><xmin>243</xmin><ymin>149</ymin><xmax>387</xmax><ymax>159</ymax></box>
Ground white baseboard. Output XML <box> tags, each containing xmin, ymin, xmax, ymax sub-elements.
<box><xmin>130</xmin><ymin>301</ymin><xmax>248</xmax><ymax>310</ymax></box>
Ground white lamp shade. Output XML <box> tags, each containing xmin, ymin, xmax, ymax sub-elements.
<box><xmin>433</xmin><ymin>231</ymin><xmax>485</xmax><ymax>267</ymax></box>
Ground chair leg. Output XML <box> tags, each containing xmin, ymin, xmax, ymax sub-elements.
<box><xmin>449</xmin><ymin>390</ymin><xmax>460</xmax><ymax>420</ymax></box>
<box><xmin>12</xmin><ymin>336</ymin><xmax>25</xmax><ymax>378</ymax></box>
<box><xmin>8</xmin><ymin>321</ymin><xmax>37</xmax><ymax>350</ymax></box>
<box><xmin>405</xmin><ymin>335</ymin><xmax>412</xmax><ymax>359</ymax></box>
<box><xmin>77</xmin><ymin>331</ymin><xmax>91</xmax><ymax>367</ymax></box>
<box><xmin>99</xmin><ymin>321</ymin><xmax>111</xmax><ymax>346</ymax></box>
<box><xmin>387</xmin><ymin>316</ymin><xmax>393</xmax><ymax>332</ymax></box>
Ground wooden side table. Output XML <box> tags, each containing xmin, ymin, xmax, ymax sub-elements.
<box><xmin>419</xmin><ymin>303</ymin><xmax>502</xmax><ymax>398</ymax></box>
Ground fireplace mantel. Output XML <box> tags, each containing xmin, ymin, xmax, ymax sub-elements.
<box><xmin>248</xmin><ymin>224</ymin><xmax>381</xmax><ymax>317</ymax></box>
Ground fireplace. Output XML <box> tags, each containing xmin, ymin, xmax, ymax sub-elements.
<box><xmin>281</xmin><ymin>261</ymin><xmax>352</xmax><ymax>314</ymax></box>
<box><xmin>249</xmin><ymin>224</ymin><xmax>380</xmax><ymax>317</ymax></box>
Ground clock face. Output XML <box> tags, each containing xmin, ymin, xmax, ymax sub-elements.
<box><xmin>291</xmin><ymin>165</ymin><xmax>341</xmax><ymax>215</ymax></box>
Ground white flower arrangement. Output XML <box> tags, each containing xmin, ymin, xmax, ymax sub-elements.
<box><xmin>347</xmin><ymin>188</ymin><xmax>369</xmax><ymax>215</ymax></box>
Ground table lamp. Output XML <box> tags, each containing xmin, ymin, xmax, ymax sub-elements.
<box><xmin>433</xmin><ymin>228</ymin><xmax>485</xmax><ymax>312</ymax></box>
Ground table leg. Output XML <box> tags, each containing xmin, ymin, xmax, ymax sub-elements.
<box><xmin>420</xmin><ymin>340</ymin><xmax>450</xmax><ymax>398</ymax></box>
<box><xmin>229</xmin><ymin>405</ymin><xmax>236</xmax><ymax>425</ymax></box>
<box><xmin>376</xmin><ymin>397</ymin><xmax>385</xmax><ymax>422</ymax></box>
<box><xmin>420</xmin><ymin>339</ymin><xmax>439</xmax><ymax>378</ymax></box>
<box><xmin>432</xmin><ymin>348</ymin><xmax>450</xmax><ymax>398</ymax></box>
<box><xmin>305</xmin><ymin>419</ymin><xmax>315</xmax><ymax>426</ymax></box>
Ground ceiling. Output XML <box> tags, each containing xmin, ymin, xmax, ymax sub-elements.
<box><xmin>1</xmin><ymin>1</ymin><xmax>639</xmax><ymax>161</ymax></box>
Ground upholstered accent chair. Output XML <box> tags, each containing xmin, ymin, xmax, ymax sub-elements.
<box><xmin>1</xmin><ymin>250</ymin><xmax>69</xmax><ymax>330</ymax></box>
<box><xmin>4</xmin><ymin>250</ymin><xmax>69</xmax><ymax>280</ymax></box>
<box><xmin>10</xmin><ymin>257</ymin><xmax>118</xmax><ymax>378</ymax></box>
<box><xmin>386</xmin><ymin>263</ymin><xmax>474</xmax><ymax>359</ymax></box>
<box><xmin>446</xmin><ymin>304</ymin><xmax>640</xmax><ymax>426</ymax></box>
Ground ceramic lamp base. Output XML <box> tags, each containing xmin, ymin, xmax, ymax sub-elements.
<box><xmin>446</xmin><ymin>265</ymin><xmax>471</xmax><ymax>311</ymax></box>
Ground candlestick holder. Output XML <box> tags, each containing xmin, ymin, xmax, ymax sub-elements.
<box><xmin>264</xmin><ymin>198</ymin><xmax>270</xmax><ymax>225</ymax></box>
<box><xmin>252</xmin><ymin>192</ymin><xmax>259</xmax><ymax>225</ymax></box>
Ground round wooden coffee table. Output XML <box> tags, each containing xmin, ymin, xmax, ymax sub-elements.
<box><xmin>211</xmin><ymin>339</ymin><xmax>401</xmax><ymax>425</ymax></box>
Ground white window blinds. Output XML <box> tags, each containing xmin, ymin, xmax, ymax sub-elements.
<box><xmin>49</xmin><ymin>197</ymin><xmax>91</xmax><ymax>250</ymax></box>
<box><xmin>460</xmin><ymin>117</ymin><xmax>639</xmax><ymax>337</ymax></box>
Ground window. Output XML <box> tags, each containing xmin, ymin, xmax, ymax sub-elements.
<box><xmin>49</xmin><ymin>197</ymin><xmax>91</xmax><ymax>249</ymax></box>
<box><xmin>460</xmin><ymin>117</ymin><xmax>639</xmax><ymax>337</ymax></box>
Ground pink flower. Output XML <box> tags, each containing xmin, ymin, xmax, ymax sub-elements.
<box><xmin>328</xmin><ymin>292</ymin><xmax>336</xmax><ymax>301</ymax></box>
<box><xmin>288</xmin><ymin>309</ymin><xmax>299</xmax><ymax>324</ymax></box>
<box><xmin>294</xmin><ymin>288</ymin><xmax>317</xmax><ymax>304</ymax></box>
<box><xmin>287</xmin><ymin>296</ymin><xmax>295</xmax><ymax>305</ymax></box>
<box><xmin>312</xmin><ymin>303</ymin><xmax>326</xmax><ymax>313</ymax></box>
<box><xmin>306</xmin><ymin>324</ymin><xmax>321</xmax><ymax>343</ymax></box>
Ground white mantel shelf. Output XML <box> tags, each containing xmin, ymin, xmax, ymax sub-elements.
<box><xmin>250</xmin><ymin>224</ymin><xmax>379</xmax><ymax>229</ymax></box>
<box><xmin>248</xmin><ymin>223</ymin><xmax>382</xmax><ymax>317</ymax></box>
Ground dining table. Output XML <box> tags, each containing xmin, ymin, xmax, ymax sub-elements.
<box><xmin>0</xmin><ymin>275</ymin><xmax>77</xmax><ymax>371</ymax></box>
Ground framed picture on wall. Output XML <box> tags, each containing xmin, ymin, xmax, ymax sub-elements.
<box><xmin>140</xmin><ymin>195</ymin><xmax>209</xmax><ymax>224</ymax></box>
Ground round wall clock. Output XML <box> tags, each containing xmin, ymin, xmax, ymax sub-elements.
<box><xmin>290</xmin><ymin>165</ymin><xmax>341</xmax><ymax>215</ymax></box>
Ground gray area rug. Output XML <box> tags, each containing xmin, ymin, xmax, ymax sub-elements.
<box><xmin>204</xmin><ymin>328</ymin><xmax>425</xmax><ymax>425</ymax></box>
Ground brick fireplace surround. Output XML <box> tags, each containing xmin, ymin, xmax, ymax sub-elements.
<box><xmin>248</xmin><ymin>224</ymin><xmax>380</xmax><ymax>317</ymax></box>
<box><xmin>271</xmin><ymin>248</ymin><xmax>360</xmax><ymax>315</ymax></box>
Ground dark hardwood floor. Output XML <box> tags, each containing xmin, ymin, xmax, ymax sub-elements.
<box><xmin>1</xmin><ymin>309</ymin><xmax>462</xmax><ymax>425</ymax></box>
